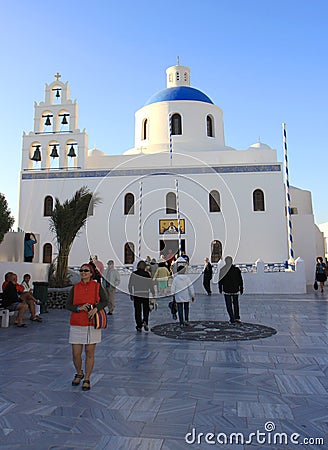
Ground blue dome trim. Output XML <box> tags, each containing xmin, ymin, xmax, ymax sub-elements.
<box><xmin>145</xmin><ymin>86</ymin><xmax>213</xmax><ymax>106</ymax></box>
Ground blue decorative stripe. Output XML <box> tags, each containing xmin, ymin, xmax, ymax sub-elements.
<box><xmin>22</xmin><ymin>164</ymin><xmax>281</xmax><ymax>180</ymax></box>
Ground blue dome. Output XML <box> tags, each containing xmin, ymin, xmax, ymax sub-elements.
<box><xmin>145</xmin><ymin>86</ymin><xmax>214</xmax><ymax>106</ymax></box>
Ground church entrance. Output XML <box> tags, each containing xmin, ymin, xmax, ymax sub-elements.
<box><xmin>159</xmin><ymin>239</ymin><xmax>185</xmax><ymax>261</ymax></box>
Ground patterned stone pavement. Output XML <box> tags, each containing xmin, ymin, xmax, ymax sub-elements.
<box><xmin>151</xmin><ymin>320</ymin><xmax>277</xmax><ymax>342</ymax></box>
<box><xmin>0</xmin><ymin>291</ymin><xmax>327</xmax><ymax>449</ymax></box>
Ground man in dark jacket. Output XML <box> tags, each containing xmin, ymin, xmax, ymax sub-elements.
<box><xmin>218</xmin><ymin>256</ymin><xmax>244</xmax><ymax>324</ymax></box>
<box><xmin>203</xmin><ymin>257</ymin><xmax>213</xmax><ymax>295</ymax></box>
<box><xmin>128</xmin><ymin>260</ymin><xmax>155</xmax><ymax>332</ymax></box>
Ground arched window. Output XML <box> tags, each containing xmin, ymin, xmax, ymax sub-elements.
<box><xmin>166</xmin><ymin>192</ymin><xmax>177</xmax><ymax>214</ymax></box>
<box><xmin>44</xmin><ymin>196</ymin><xmax>53</xmax><ymax>216</ymax></box>
<box><xmin>253</xmin><ymin>189</ymin><xmax>265</xmax><ymax>211</ymax></box>
<box><xmin>207</xmin><ymin>115</ymin><xmax>214</xmax><ymax>137</ymax></box>
<box><xmin>142</xmin><ymin>118</ymin><xmax>148</xmax><ymax>140</ymax></box>
<box><xmin>209</xmin><ymin>190</ymin><xmax>220</xmax><ymax>212</ymax></box>
<box><xmin>124</xmin><ymin>242</ymin><xmax>135</xmax><ymax>264</ymax></box>
<box><xmin>43</xmin><ymin>243</ymin><xmax>52</xmax><ymax>263</ymax></box>
<box><xmin>171</xmin><ymin>113</ymin><xmax>182</xmax><ymax>135</ymax></box>
<box><xmin>124</xmin><ymin>193</ymin><xmax>135</xmax><ymax>215</ymax></box>
<box><xmin>211</xmin><ymin>240</ymin><xmax>222</xmax><ymax>263</ymax></box>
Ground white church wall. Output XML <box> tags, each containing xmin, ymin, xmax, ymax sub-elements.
<box><xmin>134</xmin><ymin>101</ymin><xmax>225</xmax><ymax>152</ymax></box>
<box><xmin>289</xmin><ymin>186</ymin><xmax>313</xmax><ymax>214</ymax></box>
<box><xmin>318</xmin><ymin>222</ymin><xmax>328</xmax><ymax>259</ymax></box>
<box><xmin>18</xmin><ymin>165</ymin><xmax>290</xmax><ymax>269</ymax></box>
<box><xmin>290</xmin><ymin>214</ymin><xmax>318</xmax><ymax>283</ymax></box>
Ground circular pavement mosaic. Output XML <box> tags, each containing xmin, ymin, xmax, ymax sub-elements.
<box><xmin>151</xmin><ymin>320</ymin><xmax>277</xmax><ymax>342</ymax></box>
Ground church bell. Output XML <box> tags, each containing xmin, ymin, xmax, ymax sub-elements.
<box><xmin>50</xmin><ymin>144</ymin><xmax>59</xmax><ymax>158</ymax></box>
<box><xmin>44</xmin><ymin>115</ymin><xmax>51</xmax><ymax>126</ymax></box>
<box><xmin>31</xmin><ymin>145</ymin><xmax>41</xmax><ymax>161</ymax></box>
<box><xmin>67</xmin><ymin>144</ymin><xmax>77</xmax><ymax>157</ymax></box>
<box><xmin>61</xmin><ymin>114</ymin><xmax>68</xmax><ymax>125</ymax></box>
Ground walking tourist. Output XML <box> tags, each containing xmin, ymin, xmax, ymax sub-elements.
<box><xmin>128</xmin><ymin>260</ymin><xmax>155</xmax><ymax>332</ymax></box>
<box><xmin>89</xmin><ymin>255</ymin><xmax>104</xmax><ymax>283</ymax></box>
<box><xmin>315</xmin><ymin>256</ymin><xmax>327</xmax><ymax>293</ymax></box>
<box><xmin>103</xmin><ymin>260</ymin><xmax>120</xmax><ymax>314</ymax></box>
<box><xmin>65</xmin><ymin>263</ymin><xmax>107</xmax><ymax>391</ymax></box>
<box><xmin>153</xmin><ymin>261</ymin><xmax>171</xmax><ymax>296</ymax></box>
<box><xmin>170</xmin><ymin>265</ymin><xmax>195</xmax><ymax>326</ymax></box>
<box><xmin>203</xmin><ymin>257</ymin><xmax>213</xmax><ymax>295</ymax></box>
<box><xmin>218</xmin><ymin>256</ymin><xmax>244</xmax><ymax>324</ymax></box>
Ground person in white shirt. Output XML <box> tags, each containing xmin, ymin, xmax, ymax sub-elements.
<box><xmin>103</xmin><ymin>260</ymin><xmax>121</xmax><ymax>315</ymax></box>
<box><xmin>170</xmin><ymin>265</ymin><xmax>195</xmax><ymax>326</ymax></box>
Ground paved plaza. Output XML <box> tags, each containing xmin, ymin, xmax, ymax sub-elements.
<box><xmin>0</xmin><ymin>291</ymin><xmax>327</xmax><ymax>449</ymax></box>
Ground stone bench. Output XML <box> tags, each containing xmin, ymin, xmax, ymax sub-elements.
<box><xmin>0</xmin><ymin>294</ymin><xmax>15</xmax><ymax>327</ymax></box>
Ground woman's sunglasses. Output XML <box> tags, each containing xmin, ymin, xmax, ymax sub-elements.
<box><xmin>79</xmin><ymin>269</ymin><xmax>90</xmax><ymax>273</ymax></box>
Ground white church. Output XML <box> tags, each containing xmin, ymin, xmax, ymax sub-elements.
<box><xmin>17</xmin><ymin>63</ymin><xmax>324</xmax><ymax>291</ymax></box>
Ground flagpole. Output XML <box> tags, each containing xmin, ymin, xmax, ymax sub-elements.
<box><xmin>138</xmin><ymin>180</ymin><xmax>143</xmax><ymax>258</ymax></box>
<box><xmin>169</xmin><ymin>113</ymin><xmax>173</xmax><ymax>166</ymax></box>
<box><xmin>175</xmin><ymin>178</ymin><xmax>182</xmax><ymax>257</ymax></box>
<box><xmin>282</xmin><ymin>123</ymin><xmax>295</xmax><ymax>269</ymax></box>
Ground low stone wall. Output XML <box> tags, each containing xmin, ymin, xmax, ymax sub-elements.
<box><xmin>47</xmin><ymin>288</ymin><xmax>71</xmax><ymax>309</ymax></box>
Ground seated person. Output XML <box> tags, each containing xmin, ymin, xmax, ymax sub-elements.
<box><xmin>21</xmin><ymin>273</ymin><xmax>33</xmax><ymax>293</ymax></box>
<box><xmin>2</xmin><ymin>273</ymin><xmax>28</xmax><ymax>327</ymax></box>
<box><xmin>2</xmin><ymin>272</ymin><xmax>42</xmax><ymax>322</ymax></box>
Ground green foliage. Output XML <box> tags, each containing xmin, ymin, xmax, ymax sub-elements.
<box><xmin>0</xmin><ymin>193</ymin><xmax>15</xmax><ymax>244</ymax></box>
<box><xmin>49</xmin><ymin>186</ymin><xmax>101</xmax><ymax>287</ymax></box>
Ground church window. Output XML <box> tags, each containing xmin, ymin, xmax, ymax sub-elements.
<box><xmin>166</xmin><ymin>192</ymin><xmax>177</xmax><ymax>214</ymax></box>
<box><xmin>44</xmin><ymin>196</ymin><xmax>53</xmax><ymax>216</ymax></box>
<box><xmin>176</xmin><ymin>72</ymin><xmax>180</xmax><ymax>81</ymax></box>
<box><xmin>43</xmin><ymin>243</ymin><xmax>52</xmax><ymax>263</ymax></box>
<box><xmin>184</xmin><ymin>72</ymin><xmax>188</xmax><ymax>82</ymax></box>
<box><xmin>253</xmin><ymin>189</ymin><xmax>265</xmax><ymax>211</ymax></box>
<box><xmin>211</xmin><ymin>240</ymin><xmax>222</xmax><ymax>263</ymax></box>
<box><xmin>142</xmin><ymin>119</ymin><xmax>148</xmax><ymax>140</ymax></box>
<box><xmin>171</xmin><ymin>113</ymin><xmax>182</xmax><ymax>135</ymax></box>
<box><xmin>291</xmin><ymin>207</ymin><xmax>298</xmax><ymax>215</ymax></box>
<box><xmin>209</xmin><ymin>190</ymin><xmax>220</xmax><ymax>212</ymax></box>
<box><xmin>124</xmin><ymin>242</ymin><xmax>135</xmax><ymax>264</ymax></box>
<box><xmin>207</xmin><ymin>115</ymin><xmax>214</xmax><ymax>137</ymax></box>
<box><xmin>124</xmin><ymin>193</ymin><xmax>135</xmax><ymax>215</ymax></box>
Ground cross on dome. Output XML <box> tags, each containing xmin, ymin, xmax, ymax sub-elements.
<box><xmin>54</xmin><ymin>72</ymin><xmax>61</xmax><ymax>81</ymax></box>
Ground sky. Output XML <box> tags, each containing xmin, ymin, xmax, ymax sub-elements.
<box><xmin>0</xmin><ymin>0</ymin><xmax>327</xmax><ymax>225</ymax></box>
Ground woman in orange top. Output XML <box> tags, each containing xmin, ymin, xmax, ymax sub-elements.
<box><xmin>66</xmin><ymin>263</ymin><xmax>107</xmax><ymax>391</ymax></box>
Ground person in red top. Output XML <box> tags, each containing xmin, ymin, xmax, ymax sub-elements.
<box><xmin>89</xmin><ymin>255</ymin><xmax>104</xmax><ymax>283</ymax></box>
<box><xmin>2</xmin><ymin>272</ymin><xmax>42</xmax><ymax>322</ymax></box>
<box><xmin>2</xmin><ymin>272</ymin><xmax>29</xmax><ymax>327</ymax></box>
<box><xmin>65</xmin><ymin>263</ymin><xmax>107</xmax><ymax>391</ymax></box>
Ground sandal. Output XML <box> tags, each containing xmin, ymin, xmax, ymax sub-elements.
<box><xmin>30</xmin><ymin>316</ymin><xmax>43</xmax><ymax>322</ymax></box>
<box><xmin>16</xmin><ymin>323</ymin><xmax>27</xmax><ymax>328</ymax></box>
<box><xmin>82</xmin><ymin>380</ymin><xmax>91</xmax><ymax>391</ymax></box>
<box><xmin>72</xmin><ymin>372</ymin><xmax>84</xmax><ymax>386</ymax></box>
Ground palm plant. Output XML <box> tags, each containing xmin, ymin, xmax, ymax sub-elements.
<box><xmin>49</xmin><ymin>186</ymin><xmax>101</xmax><ymax>286</ymax></box>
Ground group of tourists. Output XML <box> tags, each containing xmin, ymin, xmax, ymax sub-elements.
<box><xmin>1</xmin><ymin>272</ymin><xmax>42</xmax><ymax>327</ymax></box>
<box><xmin>64</xmin><ymin>253</ymin><xmax>245</xmax><ymax>391</ymax></box>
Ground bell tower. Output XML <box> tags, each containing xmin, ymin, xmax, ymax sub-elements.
<box><xmin>21</xmin><ymin>72</ymin><xmax>88</xmax><ymax>170</ymax></box>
